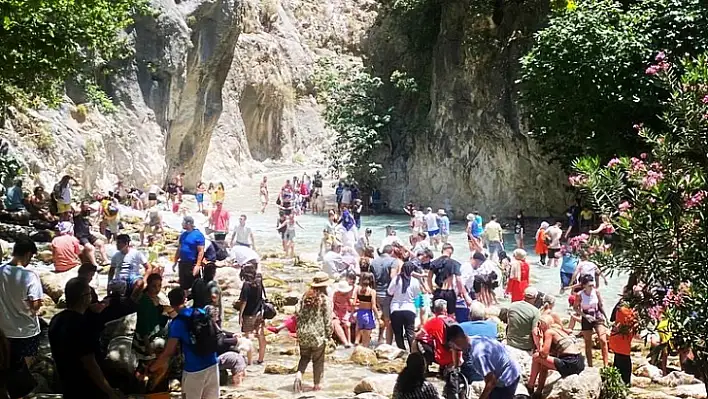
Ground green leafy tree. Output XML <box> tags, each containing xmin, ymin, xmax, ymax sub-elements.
<box><xmin>520</xmin><ymin>0</ymin><xmax>708</xmax><ymax>169</ymax></box>
<box><xmin>313</xmin><ymin>58</ymin><xmax>392</xmax><ymax>190</ymax></box>
<box><xmin>0</xmin><ymin>139</ymin><xmax>23</xmax><ymax>187</ymax></box>
<box><xmin>571</xmin><ymin>53</ymin><xmax>708</xmax><ymax>389</ymax></box>
<box><xmin>0</xmin><ymin>0</ymin><xmax>150</xmax><ymax>111</ymax></box>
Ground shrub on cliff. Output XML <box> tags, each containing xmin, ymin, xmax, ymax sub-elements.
<box><xmin>520</xmin><ymin>0</ymin><xmax>708</xmax><ymax>169</ymax></box>
<box><xmin>570</xmin><ymin>53</ymin><xmax>708</xmax><ymax>389</ymax></box>
<box><xmin>0</xmin><ymin>0</ymin><xmax>150</xmax><ymax>112</ymax></box>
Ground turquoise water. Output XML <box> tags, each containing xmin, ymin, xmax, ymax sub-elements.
<box><xmin>180</xmin><ymin>167</ymin><xmax>627</xmax><ymax>312</ymax></box>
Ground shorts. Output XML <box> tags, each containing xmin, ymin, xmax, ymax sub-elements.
<box><xmin>178</xmin><ymin>260</ymin><xmax>197</xmax><ymax>290</ymax></box>
<box><xmin>57</xmin><ymin>201</ymin><xmax>71</xmax><ymax>214</ymax></box>
<box><xmin>214</xmin><ymin>232</ymin><xmax>227</xmax><ymax>241</ymax></box>
<box><xmin>182</xmin><ymin>363</ymin><xmax>219</xmax><ymax>399</ymax></box>
<box><xmin>581</xmin><ymin>314</ymin><xmax>606</xmax><ymax>331</ymax></box>
<box><xmin>241</xmin><ymin>313</ymin><xmax>264</xmax><ymax>333</ymax></box>
<box><xmin>554</xmin><ymin>353</ymin><xmax>585</xmax><ymax>377</ymax></box>
<box><xmin>432</xmin><ymin>289</ymin><xmax>457</xmax><ymax>316</ymax></box>
<box><xmin>106</xmin><ymin>219</ymin><xmax>119</xmax><ymax>233</ymax></box>
<box><xmin>115</xmin><ymin>274</ymin><xmax>142</xmax><ymax>293</ymax></box>
<box><xmin>377</xmin><ymin>295</ymin><xmax>392</xmax><ymax>320</ymax></box>
<box><xmin>148</xmin><ymin>193</ymin><xmax>158</xmax><ymax>201</ymax></box>
<box><xmin>548</xmin><ymin>248</ymin><xmax>560</xmax><ymax>259</ymax></box>
<box><xmin>260</xmin><ymin>194</ymin><xmax>267</xmax><ymax>204</ymax></box>
<box><xmin>560</xmin><ymin>272</ymin><xmax>574</xmax><ymax>288</ymax></box>
<box><xmin>488</xmin><ymin>241</ymin><xmax>503</xmax><ymax>256</ymax></box>
<box><xmin>219</xmin><ymin>351</ymin><xmax>246</xmax><ymax>373</ymax></box>
<box><xmin>78</xmin><ymin>234</ymin><xmax>98</xmax><ymax>246</ymax></box>
<box><xmin>428</xmin><ymin>229</ymin><xmax>440</xmax><ymax>237</ymax></box>
<box><xmin>284</xmin><ymin>230</ymin><xmax>295</xmax><ymax>241</ymax></box>
<box><xmin>195</xmin><ymin>193</ymin><xmax>204</xmax><ymax>203</ymax></box>
<box><xmin>414</xmin><ymin>293</ymin><xmax>428</xmax><ymax>310</ymax></box>
<box><xmin>356</xmin><ymin>309</ymin><xmax>376</xmax><ymax>330</ymax></box>
<box><xmin>8</xmin><ymin>335</ymin><xmax>41</xmax><ymax>368</ymax></box>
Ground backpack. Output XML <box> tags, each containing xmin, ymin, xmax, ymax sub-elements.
<box><xmin>179</xmin><ymin>308</ymin><xmax>218</xmax><ymax>357</ymax></box>
<box><xmin>210</xmin><ymin>240</ymin><xmax>229</xmax><ymax>261</ymax></box>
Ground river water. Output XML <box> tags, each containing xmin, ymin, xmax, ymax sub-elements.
<box><xmin>176</xmin><ymin>164</ymin><xmax>627</xmax><ymax>313</ymax></box>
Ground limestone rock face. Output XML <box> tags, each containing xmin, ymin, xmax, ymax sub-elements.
<box><xmin>369</xmin><ymin>0</ymin><xmax>569</xmax><ymax>217</ymax></box>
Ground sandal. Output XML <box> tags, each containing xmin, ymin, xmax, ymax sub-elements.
<box><xmin>293</xmin><ymin>371</ymin><xmax>303</xmax><ymax>393</ymax></box>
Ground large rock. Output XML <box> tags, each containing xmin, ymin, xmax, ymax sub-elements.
<box><xmin>350</xmin><ymin>346</ymin><xmax>379</xmax><ymax>366</ymax></box>
<box><xmin>543</xmin><ymin>367</ymin><xmax>602</xmax><ymax>399</ymax></box>
<box><xmin>671</xmin><ymin>384</ymin><xmax>707</xmax><ymax>399</ymax></box>
<box><xmin>636</xmin><ymin>363</ymin><xmax>663</xmax><ymax>380</ymax></box>
<box><xmin>505</xmin><ymin>344</ymin><xmax>532</xmax><ymax>381</ymax></box>
<box><xmin>264</xmin><ymin>363</ymin><xmax>297</xmax><ymax>374</ymax></box>
<box><xmin>37</xmin><ymin>269</ymin><xmax>78</xmax><ymax>303</ymax></box>
<box><xmin>374</xmin><ymin>343</ymin><xmax>404</xmax><ymax>361</ymax></box>
<box><xmin>353</xmin><ymin>375</ymin><xmax>397</xmax><ymax>394</ymax></box>
<box><xmin>655</xmin><ymin>371</ymin><xmax>702</xmax><ymax>387</ymax></box>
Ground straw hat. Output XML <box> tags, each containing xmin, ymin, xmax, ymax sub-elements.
<box><xmin>310</xmin><ymin>272</ymin><xmax>332</xmax><ymax>288</ymax></box>
<box><xmin>334</xmin><ymin>280</ymin><xmax>352</xmax><ymax>293</ymax></box>
<box><xmin>466</xmin><ymin>213</ymin><xmax>475</xmax><ymax>221</ymax></box>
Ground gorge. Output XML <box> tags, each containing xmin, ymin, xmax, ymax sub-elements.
<box><xmin>0</xmin><ymin>0</ymin><xmax>568</xmax><ymax>217</ymax></box>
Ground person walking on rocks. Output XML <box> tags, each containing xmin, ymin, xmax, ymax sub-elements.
<box><xmin>196</xmin><ymin>181</ymin><xmax>207</xmax><ymax>213</ymax></box>
<box><xmin>483</xmin><ymin>215</ymin><xmax>504</xmax><ymax>262</ymax></box>
<box><xmin>230</xmin><ymin>214</ymin><xmax>256</xmax><ymax>249</ymax></box>
<box><xmin>151</xmin><ymin>287</ymin><xmax>219</xmax><ymax>399</ymax></box>
<box><xmin>0</xmin><ymin>238</ymin><xmax>42</xmax><ymax>399</ymax></box>
<box><xmin>52</xmin><ymin>175</ymin><xmax>76</xmax><ymax>221</ymax></box>
<box><xmin>370</xmin><ymin>245</ymin><xmax>397</xmax><ymax>345</ymax></box>
<box><xmin>235</xmin><ymin>265</ymin><xmax>267</xmax><ymax>364</ymax></box>
<box><xmin>293</xmin><ymin>272</ymin><xmax>333</xmax><ymax>393</ymax></box>
<box><xmin>259</xmin><ymin>176</ymin><xmax>268</xmax><ymax>213</ymax></box>
<box><xmin>208</xmin><ymin>201</ymin><xmax>230</xmax><ymax>241</ymax></box>
<box><xmin>172</xmin><ymin>216</ymin><xmax>205</xmax><ymax>292</ymax></box>
<box><xmin>545</xmin><ymin>221</ymin><xmax>563</xmax><ymax>268</ymax></box>
<box><xmin>438</xmin><ymin>209</ymin><xmax>450</xmax><ymax>244</ymax></box>
<box><xmin>109</xmin><ymin>234</ymin><xmax>151</xmax><ymax>297</ymax></box>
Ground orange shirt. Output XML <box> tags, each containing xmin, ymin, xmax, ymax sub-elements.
<box><xmin>51</xmin><ymin>235</ymin><xmax>81</xmax><ymax>272</ymax></box>
<box><xmin>609</xmin><ymin>305</ymin><xmax>636</xmax><ymax>356</ymax></box>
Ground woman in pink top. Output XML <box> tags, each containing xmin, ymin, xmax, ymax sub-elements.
<box><xmin>209</xmin><ymin>201</ymin><xmax>230</xmax><ymax>241</ymax></box>
<box><xmin>332</xmin><ymin>277</ymin><xmax>355</xmax><ymax>347</ymax></box>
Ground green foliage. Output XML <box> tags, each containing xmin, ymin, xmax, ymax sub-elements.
<box><xmin>599</xmin><ymin>366</ymin><xmax>629</xmax><ymax>399</ymax></box>
<box><xmin>571</xmin><ymin>54</ymin><xmax>708</xmax><ymax>387</ymax></box>
<box><xmin>520</xmin><ymin>0</ymin><xmax>708</xmax><ymax>169</ymax></box>
<box><xmin>314</xmin><ymin>58</ymin><xmax>391</xmax><ymax>190</ymax></box>
<box><xmin>0</xmin><ymin>0</ymin><xmax>150</xmax><ymax>110</ymax></box>
<box><xmin>0</xmin><ymin>140</ymin><xmax>23</xmax><ymax>187</ymax></box>
<box><xmin>389</xmin><ymin>70</ymin><xmax>418</xmax><ymax>94</ymax></box>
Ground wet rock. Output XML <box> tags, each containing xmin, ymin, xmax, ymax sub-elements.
<box><xmin>655</xmin><ymin>371</ymin><xmax>701</xmax><ymax>387</ymax></box>
<box><xmin>37</xmin><ymin>269</ymin><xmax>77</xmax><ymax>303</ymax></box>
<box><xmin>350</xmin><ymin>346</ymin><xmax>378</xmax><ymax>366</ymax></box>
<box><xmin>371</xmin><ymin>359</ymin><xmax>405</xmax><ymax>374</ymax></box>
<box><xmin>632</xmin><ymin>376</ymin><xmax>653</xmax><ymax>388</ymax></box>
<box><xmin>543</xmin><ymin>367</ymin><xmax>601</xmax><ymax>399</ymax></box>
<box><xmin>354</xmin><ymin>394</ymin><xmax>388</xmax><ymax>399</ymax></box>
<box><xmin>264</xmin><ymin>363</ymin><xmax>297</xmax><ymax>375</ymax></box>
<box><xmin>374</xmin><ymin>344</ymin><xmax>404</xmax><ymax>361</ymax></box>
<box><xmin>353</xmin><ymin>375</ymin><xmax>397</xmax><ymax>394</ymax></box>
<box><xmin>215</xmin><ymin>267</ymin><xmax>241</xmax><ymax>291</ymax></box>
<box><xmin>105</xmin><ymin>335</ymin><xmax>138</xmax><ymax>374</ymax></box>
<box><xmin>671</xmin><ymin>384</ymin><xmax>707</xmax><ymax>398</ymax></box>
<box><xmin>636</xmin><ymin>364</ymin><xmax>664</xmax><ymax>380</ymax></box>
<box><xmin>505</xmin><ymin>344</ymin><xmax>532</xmax><ymax>379</ymax></box>
<box><xmin>263</xmin><ymin>276</ymin><xmax>287</xmax><ymax>288</ymax></box>
<box><xmin>41</xmin><ymin>295</ymin><xmax>55</xmax><ymax>308</ymax></box>
<box><xmin>169</xmin><ymin>379</ymin><xmax>181</xmax><ymax>392</ymax></box>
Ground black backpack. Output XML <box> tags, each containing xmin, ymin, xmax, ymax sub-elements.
<box><xmin>210</xmin><ymin>240</ymin><xmax>229</xmax><ymax>261</ymax></box>
<box><xmin>180</xmin><ymin>308</ymin><xmax>218</xmax><ymax>356</ymax></box>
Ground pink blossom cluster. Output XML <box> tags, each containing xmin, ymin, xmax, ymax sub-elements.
<box><xmin>629</xmin><ymin>157</ymin><xmax>664</xmax><ymax>189</ymax></box>
<box><xmin>607</xmin><ymin>158</ymin><xmax>621</xmax><ymax>168</ymax></box>
<box><xmin>618</xmin><ymin>201</ymin><xmax>632</xmax><ymax>217</ymax></box>
<box><xmin>702</xmin><ymin>95</ymin><xmax>708</xmax><ymax>104</ymax></box>
<box><xmin>646</xmin><ymin>51</ymin><xmax>671</xmax><ymax>75</ymax></box>
<box><xmin>663</xmin><ymin>288</ymin><xmax>685</xmax><ymax>308</ymax></box>
<box><xmin>648</xmin><ymin>305</ymin><xmax>664</xmax><ymax>321</ymax></box>
<box><xmin>567</xmin><ymin>233</ymin><xmax>589</xmax><ymax>251</ymax></box>
<box><xmin>684</xmin><ymin>190</ymin><xmax>707</xmax><ymax>209</ymax></box>
<box><xmin>568</xmin><ymin>174</ymin><xmax>588</xmax><ymax>187</ymax></box>
<box><xmin>642</xmin><ymin>170</ymin><xmax>664</xmax><ymax>189</ymax></box>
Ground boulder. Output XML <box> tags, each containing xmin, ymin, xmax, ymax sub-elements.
<box><xmin>505</xmin><ymin>344</ymin><xmax>532</xmax><ymax>380</ymax></box>
<box><xmin>353</xmin><ymin>375</ymin><xmax>397</xmax><ymax>394</ymax></box>
<box><xmin>371</xmin><ymin>359</ymin><xmax>405</xmax><ymax>374</ymax></box>
<box><xmin>374</xmin><ymin>344</ymin><xmax>404</xmax><ymax>361</ymax></box>
<box><xmin>350</xmin><ymin>346</ymin><xmax>378</xmax><ymax>366</ymax></box>
<box><xmin>37</xmin><ymin>270</ymin><xmax>77</xmax><ymax>303</ymax></box>
<box><xmin>215</xmin><ymin>267</ymin><xmax>241</xmax><ymax>291</ymax></box>
<box><xmin>671</xmin><ymin>384</ymin><xmax>707</xmax><ymax>399</ymax></box>
<box><xmin>284</xmin><ymin>291</ymin><xmax>300</xmax><ymax>306</ymax></box>
<box><xmin>635</xmin><ymin>363</ymin><xmax>663</xmax><ymax>380</ymax></box>
<box><xmin>544</xmin><ymin>367</ymin><xmax>602</xmax><ymax>399</ymax></box>
<box><xmin>264</xmin><ymin>363</ymin><xmax>297</xmax><ymax>375</ymax></box>
<box><xmin>470</xmin><ymin>380</ymin><xmax>530</xmax><ymax>398</ymax></box>
<box><xmin>36</xmin><ymin>250</ymin><xmax>54</xmax><ymax>263</ymax></box>
<box><xmin>101</xmin><ymin>313</ymin><xmax>138</xmax><ymax>343</ymax></box>
<box><xmin>655</xmin><ymin>371</ymin><xmax>702</xmax><ymax>387</ymax></box>
<box><xmin>354</xmin><ymin>394</ymin><xmax>388</xmax><ymax>399</ymax></box>
<box><xmin>632</xmin><ymin>376</ymin><xmax>653</xmax><ymax>388</ymax></box>
<box><xmin>104</xmin><ymin>335</ymin><xmax>138</xmax><ymax>375</ymax></box>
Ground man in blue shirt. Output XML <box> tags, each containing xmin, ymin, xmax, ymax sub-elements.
<box><xmin>151</xmin><ymin>288</ymin><xmax>219</xmax><ymax>399</ymax></box>
<box><xmin>559</xmin><ymin>251</ymin><xmax>578</xmax><ymax>294</ymax></box>
<box><xmin>459</xmin><ymin>301</ymin><xmax>497</xmax><ymax>339</ymax></box>
<box><xmin>4</xmin><ymin>178</ymin><xmax>25</xmax><ymax>211</ymax></box>
<box><xmin>172</xmin><ymin>216</ymin><xmax>205</xmax><ymax>292</ymax></box>
<box><xmin>447</xmin><ymin>324</ymin><xmax>521</xmax><ymax>399</ymax></box>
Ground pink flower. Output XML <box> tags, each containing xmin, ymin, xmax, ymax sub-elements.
<box><xmin>633</xmin><ymin>123</ymin><xmax>644</xmax><ymax>131</ymax></box>
<box><xmin>646</xmin><ymin>65</ymin><xmax>659</xmax><ymax>75</ymax></box>
<box><xmin>702</xmin><ymin>95</ymin><xmax>708</xmax><ymax>104</ymax></box>
<box><xmin>618</xmin><ymin>201</ymin><xmax>631</xmax><ymax>212</ymax></box>
<box><xmin>648</xmin><ymin>305</ymin><xmax>664</xmax><ymax>321</ymax></box>
<box><xmin>640</xmin><ymin>153</ymin><xmax>648</xmax><ymax>159</ymax></box>
<box><xmin>568</xmin><ymin>174</ymin><xmax>588</xmax><ymax>187</ymax></box>
<box><xmin>684</xmin><ymin>190</ymin><xmax>707</xmax><ymax>209</ymax></box>
<box><xmin>657</xmin><ymin>61</ymin><xmax>670</xmax><ymax>71</ymax></box>
<box><xmin>607</xmin><ymin>158</ymin><xmax>621</xmax><ymax>168</ymax></box>
<box><xmin>641</xmin><ymin>170</ymin><xmax>664</xmax><ymax>189</ymax></box>
<box><xmin>655</xmin><ymin>51</ymin><xmax>666</xmax><ymax>62</ymax></box>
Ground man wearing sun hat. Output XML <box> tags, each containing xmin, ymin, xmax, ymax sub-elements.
<box><xmin>51</xmin><ymin>221</ymin><xmax>81</xmax><ymax>272</ymax></box>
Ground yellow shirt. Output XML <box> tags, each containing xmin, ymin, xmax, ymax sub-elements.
<box><xmin>215</xmin><ymin>188</ymin><xmax>225</xmax><ymax>203</ymax></box>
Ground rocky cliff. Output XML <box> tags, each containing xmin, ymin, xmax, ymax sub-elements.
<box><xmin>0</xmin><ymin>0</ymin><xmax>375</xmax><ymax>192</ymax></box>
<box><xmin>365</xmin><ymin>0</ymin><xmax>570</xmax><ymax>217</ymax></box>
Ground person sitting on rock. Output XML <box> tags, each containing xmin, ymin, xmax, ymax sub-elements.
<box><xmin>51</xmin><ymin>221</ymin><xmax>81</xmax><ymax>273</ymax></box>
<box><xmin>3</xmin><ymin>178</ymin><xmax>25</xmax><ymax>212</ymax></box>
<box><xmin>133</xmin><ymin>274</ymin><xmax>169</xmax><ymax>366</ymax></box>
<box><xmin>413</xmin><ymin>299</ymin><xmax>455</xmax><ymax>375</ymax></box>
<box><xmin>99</xmin><ymin>195</ymin><xmax>120</xmax><ymax>244</ymax></box>
<box><xmin>141</xmin><ymin>204</ymin><xmax>164</xmax><ymax>246</ymax></box>
<box><xmin>504</xmin><ymin>287</ymin><xmax>541</xmax><ymax>353</ymax></box>
<box><xmin>459</xmin><ymin>301</ymin><xmax>497</xmax><ymax>340</ymax></box>
<box><xmin>25</xmin><ymin>186</ymin><xmax>56</xmax><ymax>222</ymax></box>
<box><xmin>527</xmin><ymin>315</ymin><xmax>585</xmax><ymax>394</ymax></box>
<box><xmin>393</xmin><ymin>352</ymin><xmax>440</xmax><ymax>399</ymax></box>
<box><xmin>73</xmin><ymin>200</ymin><xmax>108</xmax><ymax>267</ymax></box>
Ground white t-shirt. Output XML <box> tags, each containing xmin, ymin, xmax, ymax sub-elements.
<box><xmin>341</xmin><ymin>189</ymin><xmax>352</xmax><ymax>204</ymax></box>
<box><xmin>547</xmin><ymin>226</ymin><xmax>563</xmax><ymax>249</ymax></box>
<box><xmin>322</xmin><ymin>251</ymin><xmax>345</xmax><ymax>277</ymax></box>
<box><xmin>387</xmin><ymin>277</ymin><xmax>421</xmax><ymax>313</ymax></box>
<box><xmin>379</xmin><ymin>235</ymin><xmax>403</xmax><ymax>251</ymax></box>
<box><xmin>577</xmin><ymin>260</ymin><xmax>598</xmax><ymax>277</ymax></box>
<box><xmin>110</xmin><ymin>248</ymin><xmax>148</xmax><ymax>279</ymax></box>
<box><xmin>232</xmin><ymin>224</ymin><xmax>252</xmax><ymax>244</ymax></box>
<box><xmin>60</xmin><ymin>185</ymin><xmax>71</xmax><ymax>203</ymax></box>
<box><xmin>424</xmin><ymin>213</ymin><xmax>439</xmax><ymax>232</ymax></box>
<box><xmin>0</xmin><ymin>264</ymin><xmax>43</xmax><ymax>338</ymax></box>
<box><xmin>148</xmin><ymin>184</ymin><xmax>162</xmax><ymax>194</ymax></box>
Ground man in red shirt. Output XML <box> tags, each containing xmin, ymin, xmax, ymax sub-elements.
<box><xmin>414</xmin><ymin>299</ymin><xmax>455</xmax><ymax>373</ymax></box>
<box><xmin>51</xmin><ymin>221</ymin><xmax>81</xmax><ymax>272</ymax></box>
<box><xmin>209</xmin><ymin>201</ymin><xmax>230</xmax><ymax>242</ymax></box>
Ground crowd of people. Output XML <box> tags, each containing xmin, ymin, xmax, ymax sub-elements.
<box><xmin>0</xmin><ymin>171</ymin><xmax>655</xmax><ymax>399</ymax></box>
